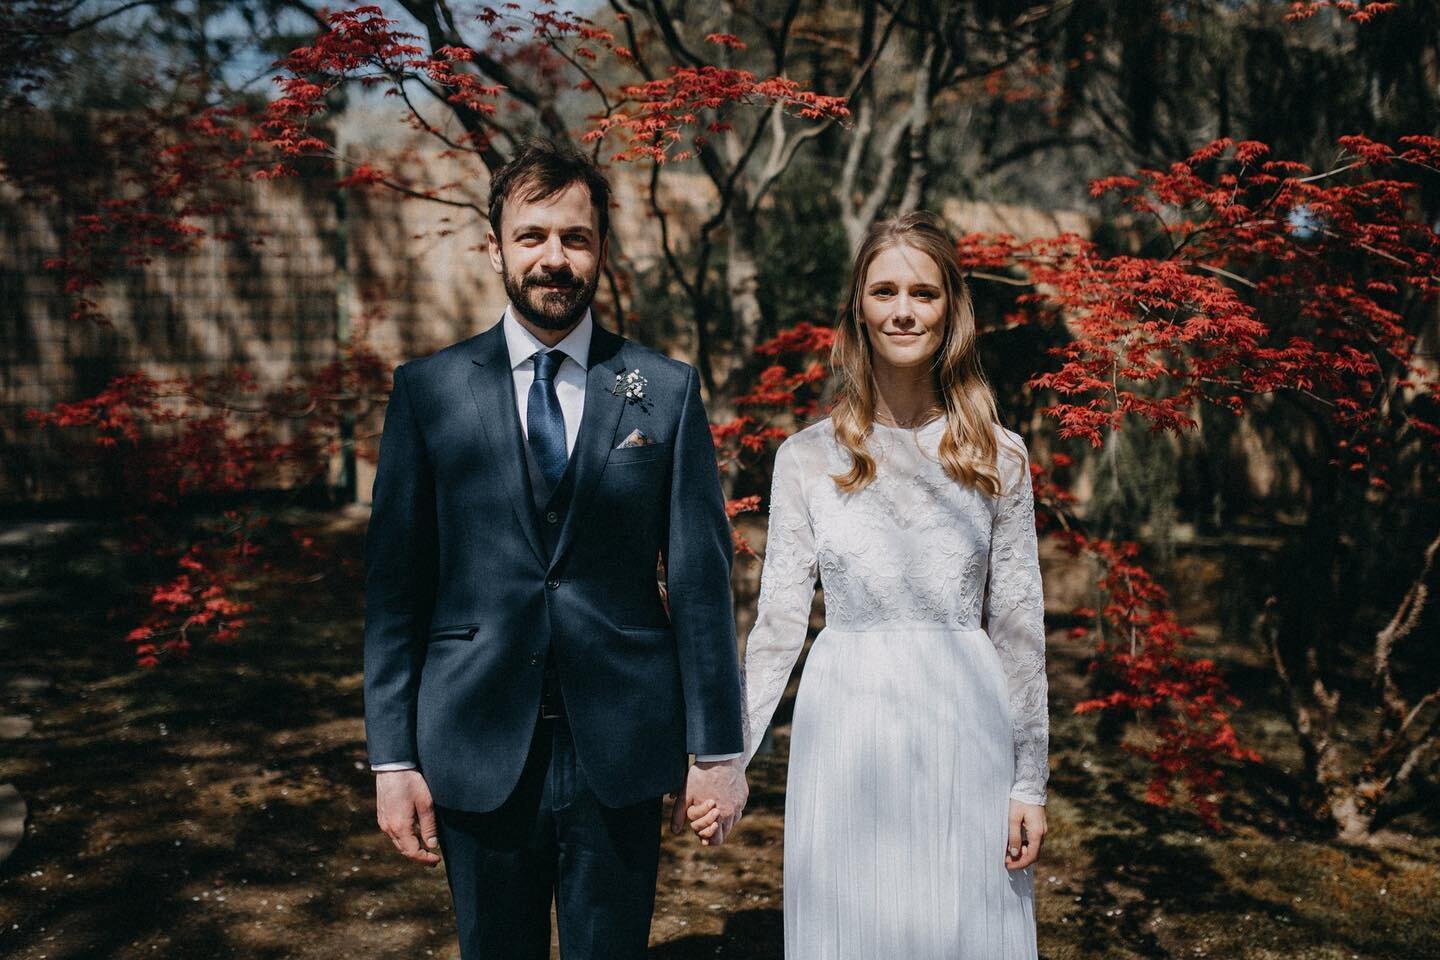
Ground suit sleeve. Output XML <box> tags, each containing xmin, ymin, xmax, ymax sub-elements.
<box><xmin>363</xmin><ymin>363</ymin><xmax>438</xmax><ymax>768</ymax></box>
<box><xmin>665</xmin><ymin>365</ymin><xmax>745</xmax><ymax>757</ymax></box>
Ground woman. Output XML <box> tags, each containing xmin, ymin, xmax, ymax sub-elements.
<box><xmin>691</xmin><ymin>211</ymin><xmax>1049</xmax><ymax>957</ymax></box>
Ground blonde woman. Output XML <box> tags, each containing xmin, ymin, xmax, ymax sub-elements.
<box><xmin>691</xmin><ymin>211</ymin><xmax>1049</xmax><ymax>957</ymax></box>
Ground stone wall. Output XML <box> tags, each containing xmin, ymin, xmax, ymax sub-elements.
<box><xmin>0</xmin><ymin>122</ymin><xmax>718</xmax><ymax>505</ymax></box>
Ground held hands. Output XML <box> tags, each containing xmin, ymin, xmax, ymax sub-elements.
<box><xmin>669</xmin><ymin>758</ymin><xmax>749</xmax><ymax>847</ymax></box>
<box><xmin>376</xmin><ymin>769</ymin><xmax>442</xmax><ymax>866</ymax></box>
<box><xmin>1004</xmin><ymin>798</ymin><xmax>1046</xmax><ymax>871</ymax></box>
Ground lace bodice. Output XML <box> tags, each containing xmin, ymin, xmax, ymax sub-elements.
<box><xmin>739</xmin><ymin>417</ymin><xmax>1051</xmax><ymax>805</ymax></box>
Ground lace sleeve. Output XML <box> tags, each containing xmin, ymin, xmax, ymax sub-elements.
<box><xmin>740</xmin><ymin>437</ymin><xmax>819</xmax><ymax>768</ymax></box>
<box><xmin>984</xmin><ymin>431</ymin><xmax>1050</xmax><ymax>806</ymax></box>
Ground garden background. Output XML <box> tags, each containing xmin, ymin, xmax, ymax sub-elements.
<box><xmin>1</xmin><ymin>1</ymin><xmax>1438</xmax><ymax>957</ymax></box>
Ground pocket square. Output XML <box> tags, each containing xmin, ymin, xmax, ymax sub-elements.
<box><xmin>616</xmin><ymin>428</ymin><xmax>653</xmax><ymax>449</ymax></box>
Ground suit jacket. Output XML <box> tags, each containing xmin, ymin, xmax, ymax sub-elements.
<box><xmin>362</xmin><ymin>319</ymin><xmax>745</xmax><ymax>812</ymax></box>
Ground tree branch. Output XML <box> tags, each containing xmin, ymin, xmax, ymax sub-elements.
<box><xmin>56</xmin><ymin>0</ymin><xmax>176</xmax><ymax>37</ymax></box>
<box><xmin>641</xmin><ymin>0</ymin><xmax>706</xmax><ymax>68</ymax></box>
<box><xmin>1374</xmin><ymin>528</ymin><xmax>1439</xmax><ymax>725</ymax></box>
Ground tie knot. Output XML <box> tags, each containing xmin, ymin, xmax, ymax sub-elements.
<box><xmin>532</xmin><ymin>349</ymin><xmax>566</xmax><ymax>382</ymax></box>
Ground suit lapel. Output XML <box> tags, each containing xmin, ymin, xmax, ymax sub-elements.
<box><xmin>549</xmin><ymin>324</ymin><xmax>629</xmax><ymax>570</ymax></box>
<box><xmin>467</xmin><ymin>323</ymin><xmax>546</xmax><ymax>566</ymax></box>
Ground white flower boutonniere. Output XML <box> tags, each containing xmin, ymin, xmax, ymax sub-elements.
<box><xmin>612</xmin><ymin>368</ymin><xmax>648</xmax><ymax>403</ymax></box>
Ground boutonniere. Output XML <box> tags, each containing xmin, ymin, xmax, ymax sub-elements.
<box><xmin>612</xmin><ymin>368</ymin><xmax>648</xmax><ymax>403</ymax></box>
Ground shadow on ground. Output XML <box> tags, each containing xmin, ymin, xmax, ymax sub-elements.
<box><xmin>1</xmin><ymin>512</ymin><xmax>1438</xmax><ymax>960</ymax></box>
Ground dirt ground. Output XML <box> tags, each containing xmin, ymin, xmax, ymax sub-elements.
<box><xmin>1</xmin><ymin>509</ymin><xmax>1438</xmax><ymax>959</ymax></box>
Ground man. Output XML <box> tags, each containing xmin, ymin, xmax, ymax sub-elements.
<box><xmin>363</xmin><ymin>137</ymin><xmax>748</xmax><ymax>959</ymax></box>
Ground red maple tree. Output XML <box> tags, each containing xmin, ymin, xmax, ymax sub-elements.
<box><xmin>17</xmin><ymin>4</ymin><xmax>1440</xmax><ymax>834</ymax></box>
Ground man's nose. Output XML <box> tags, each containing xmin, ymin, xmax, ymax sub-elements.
<box><xmin>538</xmin><ymin>235</ymin><xmax>567</xmax><ymax>269</ymax></box>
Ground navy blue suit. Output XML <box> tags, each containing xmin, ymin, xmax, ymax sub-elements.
<box><xmin>363</xmin><ymin>318</ymin><xmax>744</xmax><ymax>957</ymax></box>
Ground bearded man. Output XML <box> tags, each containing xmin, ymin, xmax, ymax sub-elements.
<box><xmin>362</xmin><ymin>137</ymin><xmax>747</xmax><ymax>959</ymax></box>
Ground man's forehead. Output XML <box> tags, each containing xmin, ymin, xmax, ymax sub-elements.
<box><xmin>505</xmin><ymin>180</ymin><xmax>595</xmax><ymax>229</ymax></box>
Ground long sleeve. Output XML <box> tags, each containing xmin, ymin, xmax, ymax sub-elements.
<box><xmin>740</xmin><ymin>438</ymin><xmax>819</xmax><ymax>768</ymax></box>
<box><xmin>666</xmin><ymin>364</ymin><xmax>745</xmax><ymax>757</ymax></box>
<box><xmin>362</xmin><ymin>363</ymin><xmax>438</xmax><ymax>769</ymax></box>
<box><xmin>983</xmin><ymin>432</ymin><xmax>1050</xmax><ymax>806</ymax></box>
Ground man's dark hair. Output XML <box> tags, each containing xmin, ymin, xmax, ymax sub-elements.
<box><xmin>487</xmin><ymin>137</ymin><xmax>612</xmax><ymax>243</ymax></box>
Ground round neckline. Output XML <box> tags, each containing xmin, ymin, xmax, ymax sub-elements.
<box><xmin>871</xmin><ymin>415</ymin><xmax>945</xmax><ymax>432</ymax></box>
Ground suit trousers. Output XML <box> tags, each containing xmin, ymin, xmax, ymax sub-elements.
<box><xmin>433</xmin><ymin>712</ymin><xmax>663</xmax><ymax>960</ymax></box>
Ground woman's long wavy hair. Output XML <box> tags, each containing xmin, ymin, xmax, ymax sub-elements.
<box><xmin>830</xmin><ymin>210</ymin><xmax>1010</xmax><ymax>498</ymax></box>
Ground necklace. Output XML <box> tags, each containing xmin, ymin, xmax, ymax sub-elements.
<box><xmin>873</xmin><ymin>408</ymin><xmax>943</xmax><ymax>430</ymax></box>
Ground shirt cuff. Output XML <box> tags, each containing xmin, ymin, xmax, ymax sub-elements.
<box><xmin>371</xmin><ymin>761</ymin><xmax>418</xmax><ymax>772</ymax></box>
<box><xmin>695</xmin><ymin>752</ymin><xmax>743</xmax><ymax>762</ymax></box>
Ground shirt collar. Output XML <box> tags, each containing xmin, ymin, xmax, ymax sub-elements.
<box><xmin>502</xmin><ymin>306</ymin><xmax>594</xmax><ymax>371</ymax></box>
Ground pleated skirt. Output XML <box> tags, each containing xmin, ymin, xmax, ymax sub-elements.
<box><xmin>783</xmin><ymin>625</ymin><xmax>1038</xmax><ymax>959</ymax></box>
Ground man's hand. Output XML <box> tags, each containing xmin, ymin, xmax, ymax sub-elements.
<box><xmin>668</xmin><ymin>759</ymin><xmax>748</xmax><ymax>846</ymax></box>
<box><xmin>376</xmin><ymin>769</ymin><xmax>442</xmax><ymax>866</ymax></box>
<box><xmin>1004</xmin><ymin>799</ymin><xmax>1047</xmax><ymax>871</ymax></box>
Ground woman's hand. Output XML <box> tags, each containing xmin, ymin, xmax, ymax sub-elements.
<box><xmin>676</xmin><ymin>759</ymin><xmax>749</xmax><ymax>846</ymax></box>
<box><xmin>1004</xmin><ymin>799</ymin><xmax>1046</xmax><ymax>871</ymax></box>
<box><xmin>688</xmin><ymin>798</ymin><xmax>721</xmax><ymax>842</ymax></box>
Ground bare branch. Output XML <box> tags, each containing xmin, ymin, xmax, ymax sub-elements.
<box><xmin>771</xmin><ymin>0</ymin><xmax>804</xmax><ymax>70</ymax></box>
<box><xmin>646</xmin><ymin>163</ymin><xmax>717</xmax><ymax>392</ymax></box>
<box><xmin>397</xmin><ymin>0</ymin><xmax>566</xmax><ymax>159</ymax></box>
<box><xmin>980</xmin><ymin>134</ymin><xmax>1105</xmax><ymax>176</ymax></box>
<box><xmin>745</xmin><ymin>0</ymin><xmax>910</xmax><ymax>206</ymax></box>
<box><xmin>1392</xmin><ymin>719</ymin><xmax>1440</xmax><ymax>787</ymax></box>
<box><xmin>56</xmin><ymin>0</ymin><xmax>175</xmax><ymax>38</ymax></box>
<box><xmin>395</xmin><ymin>75</ymin><xmax>488</xmax><ymax>157</ymax></box>
<box><xmin>897</xmin><ymin>37</ymin><xmax>938</xmax><ymax>214</ymax></box>
<box><xmin>844</xmin><ymin>96</ymin><xmax>911</xmax><ymax>244</ymax></box>
<box><xmin>1375</xmin><ymin>529</ymin><xmax>1439</xmax><ymax>723</ymax></box>
<box><xmin>641</xmin><ymin>0</ymin><xmax>706</xmax><ymax>69</ymax></box>
<box><xmin>609</xmin><ymin>0</ymin><xmax>657</xmax><ymax>81</ymax></box>
<box><xmin>1195</xmin><ymin>262</ymin><xmax>1259</xmax><ymax>289</ymax></box>
<box><xmin>968</xmin><ymin>270</ymin><xmax>1033</xmax><ymax>287</ymax></box>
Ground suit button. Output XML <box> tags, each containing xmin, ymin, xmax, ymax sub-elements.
<box><xmin>545</xmin><ymin>511</ymin><xmax>560</xmax><ymax>524</ymax></box>
<box><xmin>530</xmin><ymin>654</ymin><xmax>541</xmax><ymax>666</ymax></box>
<box><xmin>546</xmin><ymin>578</ymin><xmax>560</xmax><ymax>590</ymax></box>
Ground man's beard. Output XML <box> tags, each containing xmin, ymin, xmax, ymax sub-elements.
<box><xmin>502</xmin><ymin>259</ymin><xmax>599</xmax><ymax>332</ymax></box>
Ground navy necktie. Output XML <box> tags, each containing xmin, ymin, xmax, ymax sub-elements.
<box><xmin>527</xmin><ymin>349</ymin><xmax>568</xmax><ymax>493</ymax></box>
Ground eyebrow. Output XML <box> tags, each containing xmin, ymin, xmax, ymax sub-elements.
<box><xmin>867</xmin><ymin>279</ymin><xmax>940</xmax><ymax>289</ymax></box>
<box><xmin>511</xmin><ymin>223</ymin><xmax>594</xmax><ymax>236</ymax></box>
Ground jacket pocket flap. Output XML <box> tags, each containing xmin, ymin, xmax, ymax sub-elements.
<box><xmin>428</xmin><ymin>622</ymin><xmax>481</xmax><ymax>640</ymax></box>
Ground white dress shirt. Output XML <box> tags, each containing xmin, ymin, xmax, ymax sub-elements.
<box><xmin>373</xmin><ymin>305</ymin><xmax>738</xmax><ymax>771</ymax></box>
<box><xmin>504</xmin><ymin>306</ymin><xmax>593</xmax><ymax>500</ymax></box>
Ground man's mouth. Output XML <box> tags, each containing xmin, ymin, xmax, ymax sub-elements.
<box><xmin>529</xmin><ymin>277</ymin><xmax>578</xmax><ymax>290</ymax></box>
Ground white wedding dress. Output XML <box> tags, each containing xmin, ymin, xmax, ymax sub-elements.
<box><xmin>740</xmin><ymin>416</ymin><xmax>1049</xmax><ymax>959</ymax></box>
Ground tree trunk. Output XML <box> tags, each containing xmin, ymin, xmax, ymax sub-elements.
<box><xmin>897</xmin><ymin>39</ymin><xmax>936</xmax><ymax>215</ymax></box>
<box><xmin>721</xmin><ymin>201</ymin><xmax>765</xmax><ymax>397</ymax></box>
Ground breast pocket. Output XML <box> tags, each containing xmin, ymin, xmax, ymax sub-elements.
<box><xmin>608</xmin><ymin>441</ymin><xmax>671</xmax><ymax>466</ymax></box>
